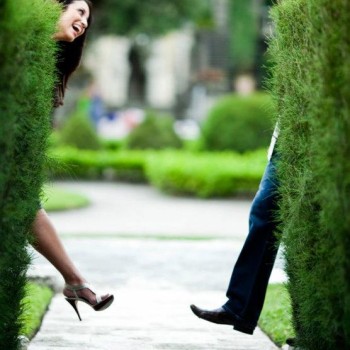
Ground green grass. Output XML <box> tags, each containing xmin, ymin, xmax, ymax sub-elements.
<box><xmin>259</xmin><ymin>283</ymin><xmax>295</xmax><ymax>347</ymax></box>
<box><xmin>42</xmin><ymin>185</ymin><xmax>90</xmax><ymax>212</ymax></box>
<box><xmin>20</xmin><ymin>282</ymin><xmax>54</xmax><ymax>339</ymax></box>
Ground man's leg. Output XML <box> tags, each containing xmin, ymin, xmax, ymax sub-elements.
<box><xmin>223</xmin><ymin>155</ymin><xmax>279</xmax><ymax>331</ymax></box>
<box><xmin>191</xmin><ymin>155</ymin><xmax>279</xmax><ymax>334</ymax></box>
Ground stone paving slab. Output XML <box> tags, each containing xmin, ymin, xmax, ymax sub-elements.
<box><xmin>29</xmin><ymin>289</ymin><xmax>278</xmax><ymax>350</ymax></box>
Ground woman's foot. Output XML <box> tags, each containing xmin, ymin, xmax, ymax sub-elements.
<box><xmin>63</xmin><ymin>283</ymin><xmax>111</xmax><ymax>306</ymax></box>
<box><xmin>63</xmin><ymin>283</ymin><xmax>114</xmax><ymax>320</ymax></box>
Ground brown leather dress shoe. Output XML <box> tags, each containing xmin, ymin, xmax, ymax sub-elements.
<box><xmin>190</xmin><ymin>304</ymin><xmax>254</xmax><ymax>334</ymax></box>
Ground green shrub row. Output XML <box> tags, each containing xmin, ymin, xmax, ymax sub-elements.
<box><xmin>56</xmin><ymin>96</ymin><xmax>273</xmax><ymax>154</ymax></box>
<box><xmin>49</xmin><ymin>148</ymin><xmax>267</xmax><ymax>198</ymax></box>
<box><xmin>146</xmin><ymin>149</ymin><xmax>266</xmax><ymax>198</ymax></box>
<box><xmin>49</xmin><ymin>148</ymin><xmax>148</xmax><ymax>183</ymax></box>
<box><xmin>271</xmin><ymin>0</ymin><xmax>350</xmax><ymax>348</ymax></box>
<box><xmin>57</xmin><ymin>109</ymin><xmax>182</xmax><ymax>152</ymax></box>
<box><xmin>0</xmin><ymin>1</ymin><xmax>59</xmax><ymax>348</ymax></box>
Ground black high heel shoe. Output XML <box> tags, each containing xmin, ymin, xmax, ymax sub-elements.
<box><xmin>64</xmin><ymin>283</ymin><xmax>114</xmax><ymax>321</ymax></box>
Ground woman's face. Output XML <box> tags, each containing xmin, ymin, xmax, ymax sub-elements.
<box><xmin>54</xmin><ymin>1</ymin><xmax>90</xmax><ymax>42</ymax></box>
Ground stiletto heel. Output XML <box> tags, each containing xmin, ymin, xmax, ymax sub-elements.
<box><xmin>65</xmin><ymin>298</ymin><xmax>82</xmax><ymax>321</ymax></box>
<box><xmin>63</xmin><ymin>283</ymin><xmax>114</xmax><ymax>321</ymax></box>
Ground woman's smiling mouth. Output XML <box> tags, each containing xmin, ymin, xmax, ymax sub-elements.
<box><xmin>72</xmin><ymin>23</ymin><xmax>83</xmax><ymax>36</ymax></box>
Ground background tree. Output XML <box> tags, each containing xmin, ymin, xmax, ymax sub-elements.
<box><xmin>91</xmin><ymin>0</ymin><xmax>210</xmax><ymax>36</ymax></box>
<box><xmin>228</xmin><ymin>0</ymin><xmax>275</xmax><ymax>88</ymax></box>
<box><xmin>228</xmin><ymin>0</ymin><xmax>260</xmax><ymax>76</ymax></box>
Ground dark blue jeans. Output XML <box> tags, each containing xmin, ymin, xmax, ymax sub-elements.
<box><xmin>223</xmin><ymin>153</ymin><xmax>279</xmax><ymax>333</ymax></box>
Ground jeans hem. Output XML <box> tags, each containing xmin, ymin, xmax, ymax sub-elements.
<box><xmin>222</xmin><ymin>304</ymin><xmax>256</xmax><ymax>335</ymax></box>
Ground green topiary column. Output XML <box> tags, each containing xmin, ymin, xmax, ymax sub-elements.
<box><xmin>270</xmin><ymin>0</ymin><xmax>350</xmax><ymax>348</ymax></box>
<box><xmin>0</xmin><ymin>0</ymin><xmax>59</xmax><ymax>348</ymax></box>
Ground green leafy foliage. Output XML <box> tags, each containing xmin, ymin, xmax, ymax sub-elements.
<box><xmin>59</xmin><ymin>112</ymin><xmax>101</xmax><ymax>150</ymax></box>
<box><xmin>145</xmin><ymin>149</ymin><xmax>266</xmax><ymax>197</ymax></box>
<box><xmin>201</xmin><ymin>93</ymin><xmax>274</xmax><ymax>152</ymax></box>
<box><xmin>50</xmin><ymin>148</ymin><xmax>148</xmax><ymax>182</ymax></box>
<box><xmin>92</xmin><ymin>0</ymin><xmax>211</xmax><ymax>36</ymax></box>
<box><xmin>102</xmin><ymin>138</ymin><xmax>125</xmax><ymax>151</ymax></box>
<box><xmin>49</xmin><ymin>147</ymin><xmax>267</xmax><ymax>197</ymax></box>
<box><xmin>0</xmin><ymin>0</ymin><xmax>59</xmax><ymax>348</ymax></box>
<box><xmin>126</xmin><ymin>111</ymin><xmax>182</xmax><ymax>150</ymax></box>
<box><xmin>270</xmin><ymin>0</ymin><xmax>350</xmax><ymax>348</ymax></box>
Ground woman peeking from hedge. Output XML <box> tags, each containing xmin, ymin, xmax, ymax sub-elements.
<box><xmin>31</xmin><ymin>0</ymin><xmax>114</xmax><ymax>321</ymax></box>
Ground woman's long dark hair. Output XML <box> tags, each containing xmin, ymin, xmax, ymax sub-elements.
<box><xmin>54</xmin><ymin>0</ymin><xmax>92</xmax><ymax>107</ymax></box>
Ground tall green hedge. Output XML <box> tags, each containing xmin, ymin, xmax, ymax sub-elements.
<box><xmin>0</xmin><ymin>1</ymin><xmax>59</xmax><ymax>348</ymax></box>
<box><xmin>270</xmin><ymin>0</ymin><xmax>350</xmax><ymax>348</ymax></box>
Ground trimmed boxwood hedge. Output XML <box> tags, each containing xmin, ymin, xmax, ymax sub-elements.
<box><xmin>49</xmin><ymin>148</ymin><xmax>148</xmax><ymax>182</ymax></box>
<box><xmin>145</xmin><ymin>149</ymin><xmax>266</xmax><ymax>198</ymax></box>
<box><xmin>0</xmin><ymin>1</ymin><xmax>59</xmax><ymax>348</ymax></box>
<box><xmin>201</xmin><ymin>93</ymin><xmax>274</xmax><ymax>153</ymax></box>
<box><xmin>270</xmin><ymin>0</ymin><xmax>350</xmax><ymax>348</ymax></box>
<box><xmin>59</xmin><ymin>111</ymin><xmax>101</xmax><ymax>150</ymax></box>
<box><xmin>126</xmin><ymin>111</ymin><xmax>183</xmax><ymax>150</ymax></box>
<box><xmin>50</xmin><ymin>147</ymin><xmax>267</xmax><ymax>198</ymax></box>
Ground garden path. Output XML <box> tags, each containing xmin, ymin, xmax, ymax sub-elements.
<box><xmin>28</xmin><ymin>181</ymin><xmax>284</xmax><ymax>350</ymax></box>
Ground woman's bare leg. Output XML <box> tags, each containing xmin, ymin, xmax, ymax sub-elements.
<box><xmin>31</xmin><ymin>209</ymin><xmax>109</xmax><ymax>304</ymax></box>
<box><xmin>32</xmin><ymin>209</ymin><xmax>85</xmax><ymax>285</ymax></box>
